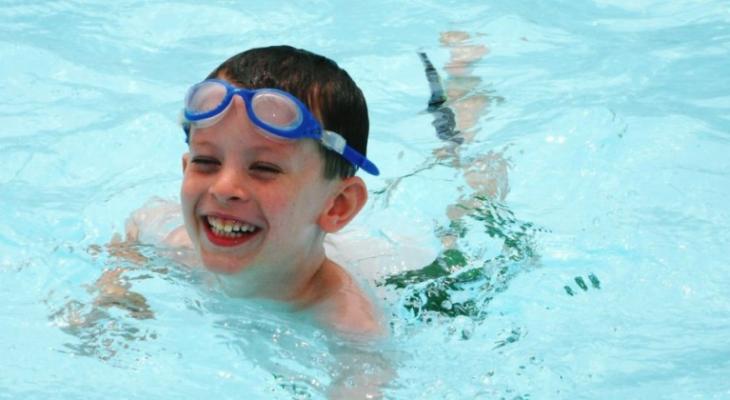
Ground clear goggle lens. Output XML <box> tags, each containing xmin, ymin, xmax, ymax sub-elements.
<box><xmin>251</xmin><ymin>90</ymin><xmax>303</xmax><ymax>131</ymax></box>
<box><xmin>186</xmin><ymin>81</ymin><xmax>228</xmax><ymax>114</ymax></box>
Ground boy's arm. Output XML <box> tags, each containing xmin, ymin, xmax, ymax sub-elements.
<box><xmin>125</xmin><ymin>197</ymin><xmax>188</xmax><ymax>247</ymax></box>
<box><xmin>91</xmin><ymin>199</ymin><xmax>194</xmax><ymax>322</ymax></box>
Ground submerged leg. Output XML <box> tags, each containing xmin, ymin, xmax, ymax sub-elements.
<box><xmin>440</xmin><ymin>31</ymin><xmax>490</xmax><ymax>141</ymax></box>
<box><xmin>431</xmin><ymin>31</ymin><xmax>510</xmax><ymax>248</ymax></box>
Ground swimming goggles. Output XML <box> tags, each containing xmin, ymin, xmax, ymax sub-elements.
<box><xmin>181</xmin><ymin>79</ymin><xmax>379</xmax><ymax>176</ymax></box>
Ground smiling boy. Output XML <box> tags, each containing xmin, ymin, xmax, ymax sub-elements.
<box><xmin>158</xmin><ymin>45</ymin><xmax>382</xmax><ymax>334</ymax></box>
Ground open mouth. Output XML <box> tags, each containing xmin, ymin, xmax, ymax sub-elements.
<box><xmin>203</xmin><ymin>215</ymin><xmax>261</xmax><ymax>247</ymax></box>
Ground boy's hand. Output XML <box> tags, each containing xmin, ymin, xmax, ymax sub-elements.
<box><xmin>94</xmin><ymin>267</ymin><xmax>153</xmax><ymax>319</ymax></box>
<box><xmin>106</xmin><ymin>233</ymin><xmax>147</xmax><ymax>265</ymax></box>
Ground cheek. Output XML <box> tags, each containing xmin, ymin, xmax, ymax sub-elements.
<box><xmin>180</xmin><ymin>180</ymin><xmax>192</xmax><ymax>207</ymax></box>
<box><xmin>180</xmin><ymin>177</ymin><xmax>201</xmax><ymax>215</ymax></box>
<box><xmin>264</xmin><ymin>196</ymin><xmax>293</xmax><ymax>222</ymax></box>
<box><xmin>263</xmin><ymin>192</ymin><xmax>314</xmax><ymax>234</ymax></box>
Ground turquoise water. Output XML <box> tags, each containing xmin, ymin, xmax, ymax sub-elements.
<box><xmin>2</xmin><ymin>1</ymin><xmax>730</xmax><ymax>398</ymax></box>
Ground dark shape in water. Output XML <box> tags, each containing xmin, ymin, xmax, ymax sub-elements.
<box><xmin>418</xmin><ymin>52</ymin><xmax>464</xmax><ymax>144</ymax></box>
<box><xmin>588</xmin><ymin>273</ymin><xmax>601</xmax><ymax>289</ymax></box>
<box><xmin>381</xmin><ymin>196</ymin><xmax>542</xmax><ymax>322</ymax></box>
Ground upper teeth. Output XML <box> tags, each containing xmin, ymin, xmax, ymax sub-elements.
<box><xmin>207</xmin><ymin>216</ymin><xmax>256</xmax><ymax>233</ymax></box>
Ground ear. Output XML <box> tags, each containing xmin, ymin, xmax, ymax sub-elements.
<box><xmin>182</xmin><ymin>153</ymin><xmax>190</xmax><ymax>173</ymax></box>
<box><xmin>318</xmin><ymin>176</ymin><xmax>368</xmax><ymax>233</ymax></box>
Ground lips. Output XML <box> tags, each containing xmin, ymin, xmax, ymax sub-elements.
<box><xmin>202</xmin><ymin>215</ymin><xmax>261</xmax><ymax>247</ymax></box>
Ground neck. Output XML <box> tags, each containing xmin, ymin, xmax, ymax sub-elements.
<box><xmin>215</xmin><ymin>243</ymin><xmax>337</xmax><ymax>305</ymax></box>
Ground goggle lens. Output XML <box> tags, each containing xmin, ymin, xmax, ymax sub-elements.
<box><xmin>251</xmin><ymin>91</ymin><xmax>303</xmax><ymax>131</ymax></box>
<box><xmin>186</xmin><ymin>82</ymin><xmax>228</xmax><ymax>115</ymax></box>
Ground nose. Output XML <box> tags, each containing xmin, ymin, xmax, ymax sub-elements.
<box><xmin>209</xmin><ymin>165</ymin><xmax>251</xmax><ymax>204</ymax></box>
<box><xmin>206</xmin><ymin>95</ymin><xmax>254</xmax><ymax>204</ymax></box>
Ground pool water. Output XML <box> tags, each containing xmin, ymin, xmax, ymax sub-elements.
<box><xmin>2</xmin><ymin>0</ymin><xmax>730</xmax><ymax>398</ymax></box>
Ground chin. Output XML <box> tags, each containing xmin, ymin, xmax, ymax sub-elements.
<box><xmin>200</xmin><ymin>254</ymin><xmax>250</xmax><ymax>275</ymax></box>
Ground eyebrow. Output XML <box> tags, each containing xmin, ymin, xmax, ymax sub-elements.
<box><xmin>189</xmin><ymin>138</ymin><xmax>298</xmax><ymax>158</ymax></box>
<box><xmin>188</xmin><ymin>139</ymin><xmax>216</xmax><ymax>151</ymax></box>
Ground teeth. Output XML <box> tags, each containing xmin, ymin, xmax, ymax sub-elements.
<box><xmin>207</xmin><ymin>216</ymin><xmax>256</xmax><ymax>237</ymax></box>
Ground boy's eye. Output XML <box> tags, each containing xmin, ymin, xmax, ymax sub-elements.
<box><xmin>192</xmin><ymin>157</ymin><xmax>216</xmax><ymax>163</ymax></box>
<box><xmin>190</xmin><ymin>157</ymin><xmax>220</xmax><ymax>169</ymax></box>
<box><xmin>251</xmin><ymin>162</ymin><xmax>282</xmax><ymax>175</ymax></box>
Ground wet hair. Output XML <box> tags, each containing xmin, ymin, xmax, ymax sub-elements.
<box><xmin>200</xmin><ymin>45</ymin><xmax>370</xmax><ymax>179</ymax></box>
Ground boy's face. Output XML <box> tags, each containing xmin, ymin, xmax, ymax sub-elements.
<box><xmin>180</xmin><ymin>93</ymin><xmax>339</xmax><ymax>278</ymax></box>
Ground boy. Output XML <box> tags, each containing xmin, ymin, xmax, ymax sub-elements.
<box><xmin>124</xmin><ymin>45</ymin><xmax>382</xmax><ymax>335</ymax></box>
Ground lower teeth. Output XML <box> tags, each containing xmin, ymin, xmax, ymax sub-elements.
<box><xmin>211</xmin><ymin>227</ymin><xmax>255</xmax><ymax>238</ymax></box>
<box><xmin>215</xmin><ymin>230</ymin><xmax>241</xmax><ymax>237</ymax></box>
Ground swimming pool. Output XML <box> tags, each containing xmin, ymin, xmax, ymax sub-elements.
<box><xmin>2</xmin><ymin>0</ymin><xmax>730</xmax><ymax>398</ymax></box>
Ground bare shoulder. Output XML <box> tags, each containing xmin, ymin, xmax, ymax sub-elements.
<box><xmin>317</xmin><ymin>259</ymin><xmax>385</xmax><ymax>337</ymax></box>
<box><xmin>163</xmin><ymin>225</ymin><xmax>192</xmax><ymax>248</ymax></box>
<box><xmin>125</xmin><ymin>197</ymin><xmax>188</xmax><ymax>246</ymax></box>
<box><xmin>125</xmin><ymin>198</ymin><xmax>197</xmax><ymax>265</ymax></box>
